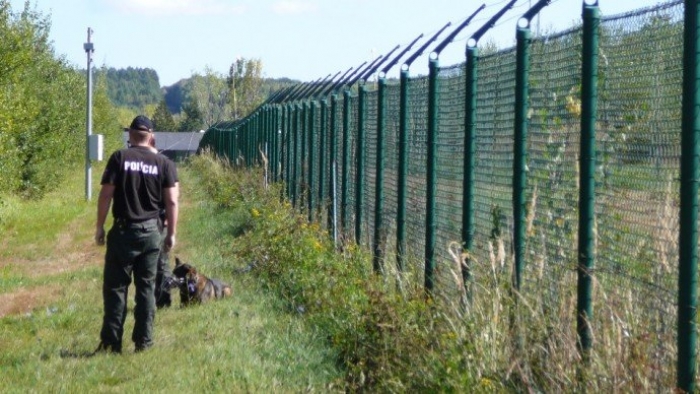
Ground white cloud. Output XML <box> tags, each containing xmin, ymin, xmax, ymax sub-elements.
<box><xmin>104</xmin><ymin>0</ymin><xmax>247</xmax><ymax>16</ymax></box>
<box><xmin>271</xmin><ymin>0</ymin><xmax>317</xmax><ymax>15</ymax></box>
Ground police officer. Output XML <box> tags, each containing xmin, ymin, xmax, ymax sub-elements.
<box><xmin>94</xmin><ymin>115</ymin><xmax>179</xmax><ymax>353</ymax></box>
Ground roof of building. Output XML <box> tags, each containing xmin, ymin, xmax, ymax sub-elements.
<box><xmin>122</xmin><ymin>131</ymin><xmax>203</xmax><ymax>152</ymax></box>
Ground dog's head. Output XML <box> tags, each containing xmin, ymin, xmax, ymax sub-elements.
<box><xmin>173</xmin><ymin>257</ymin><xmax>197</xmax><ymax>278</ymax></box>
<box><xmin>173</xmin><ymin>257</ymin><xmax>199</xmax><ymax>297</ymax></box>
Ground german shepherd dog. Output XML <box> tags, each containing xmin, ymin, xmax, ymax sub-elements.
<box><xmin>172</xmin><ymin>257</ymin><xmax>232</xmax><ymax>306</ymax></box>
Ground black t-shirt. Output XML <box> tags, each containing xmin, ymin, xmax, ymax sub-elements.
<box><xmin>101</xmin><ymin>146</ymin><xmax>178</xmax><ymax>222</ymax></box>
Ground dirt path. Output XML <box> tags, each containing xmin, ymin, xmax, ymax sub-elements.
<box><xmin>0</xmin><ymin>219</ymin><xmax>102</xmax><ymax>318</ymax></box>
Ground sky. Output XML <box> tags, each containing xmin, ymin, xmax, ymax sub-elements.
<box><xmin>8</xmin><ymin>0</ymin><xmax>675</xmax><ymax>87</ymax></box>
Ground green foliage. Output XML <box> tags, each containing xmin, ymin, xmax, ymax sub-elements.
<box><xmin>228</xmin><ymin>58</ymin><xmax>265</xmax><ymax>120</ymax></box>
<box><xmin>178</xmin><ymin>97</ymin><xmax>205</xmax><ymax>132</ymax></box>
<box><xmin>95</xmin><ymin>66</ymin><xmax>162</xmax><ymax>111</ymax></box>
<box><xmin>187</xmin><ymin>152</ymin><xmax>485</xmax><ymax>391</ymax></box>
<box><xmin>151</xmin><ymin>99</ymin><xmax>176</xmax><ymax>131</ymax></box>
<box><xmin>0</xmin><ymin>1</ymin><xmax>121</xmax><ymax>199</ymax></box>
<box><xmin>186</xmin><ymin>66</ymin><xmax>230</xmax><ymax>127</ymax></box>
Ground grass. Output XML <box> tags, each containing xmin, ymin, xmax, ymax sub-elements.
<box><xmin>0</xmin><ymin>151</ymin><xmax>690</xmax><ymax>392</ymax></box>
<box><xmin>0</xmin><ymin>159</ymin><xmax>342</xmax><ymax>393</ymax></box>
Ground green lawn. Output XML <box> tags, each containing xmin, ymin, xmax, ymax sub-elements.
<box><xmin>0</xmin><ymin>161</ymin><xmax>342</xmax><ymax>393</ymax></box>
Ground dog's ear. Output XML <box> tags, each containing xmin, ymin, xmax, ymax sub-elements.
<box><xmin>175</xmin><ymin>257</ymin><xmax>182</xmax><ymax>266</ymax></box>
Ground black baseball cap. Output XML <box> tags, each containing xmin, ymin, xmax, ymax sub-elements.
<box><xmin>125</xmin><ymin>115</ymin><xmax>153</xmax><ymax>132</ymax></box>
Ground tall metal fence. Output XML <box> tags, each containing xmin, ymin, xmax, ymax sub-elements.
<box><xmin>200</xmin><ymin>1</ymin><xmax>700</xmax><ymax>391</ymax></box>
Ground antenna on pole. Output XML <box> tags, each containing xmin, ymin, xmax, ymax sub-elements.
<box><xmin>84</xmin><ymin>27</ymin><xmax>95</xmax><ymax>201</ymax></box>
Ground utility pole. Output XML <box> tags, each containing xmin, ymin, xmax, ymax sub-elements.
<box><xmin>84</xmin><ymin>28</ymin><xmax>94</xmax><ymax>201</ymax></box>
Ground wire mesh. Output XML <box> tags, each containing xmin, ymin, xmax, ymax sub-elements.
<box><xmin>199</xmin><ymin>1</ymin><xmax>691</xmax><ymax>389</ymax></box>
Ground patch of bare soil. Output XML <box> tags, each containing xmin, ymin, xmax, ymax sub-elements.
<box><xmin>0</xmin><ymin>284</ymin><xmax>64</xmax><ymax>317</ymax></box>
<box><xmin>0</xmin><ymin>222</ymin><xmax>103</xmax><ymax>318</ymax></box>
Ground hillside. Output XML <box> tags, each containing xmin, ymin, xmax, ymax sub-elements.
<box><xmin>95</xmin><ymin>67</ymin><xmax>162</xmax><ymax>111</ymax></box>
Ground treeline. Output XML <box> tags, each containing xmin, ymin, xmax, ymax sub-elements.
<box><xmin>96</xmin><ymin>67</ymin><xmax>162</xmax><ymax>111</ymax></box>
<box><xmin>0</xmin><ymin>1</ymin><xmax>122</xmax><ymax>199</ymax></box>
<box><xmin>99</xmin><ymin>64</ymin><xmax>298</xmax><ymax>132</ymax></box>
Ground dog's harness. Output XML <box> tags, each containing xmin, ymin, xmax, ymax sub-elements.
<box><xmin>165</xmin><ymin>276</ymin><xmax>197</xmax><ymax>297</ymax></box>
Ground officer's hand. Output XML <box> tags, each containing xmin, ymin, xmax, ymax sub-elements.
<box><xmin>164</xmin><ymin>234</ymin><xmax>176</xmax><ymax>252</ymax></box>
<box><xmin>95</xmin><ymin>227</ymin><xmax>105</xmax><ymax>246</ymax></box>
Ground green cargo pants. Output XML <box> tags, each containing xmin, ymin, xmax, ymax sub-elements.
<box><xmin>100</xmin><ymin>217</ymin><xmax>161</xmax><ymax>352</ymax></box>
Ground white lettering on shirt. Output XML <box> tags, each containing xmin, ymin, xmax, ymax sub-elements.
<box><xmin>124</xmin><ymin>161</ymin><xmax>159</xmax><ymax>175</ymax></box>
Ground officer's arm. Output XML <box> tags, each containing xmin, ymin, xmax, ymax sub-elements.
<box><xmin>163</xmin><ymin>183</ymin><xmax>179</xmax><ymax>248</ymax></box>
<box><xmin>95</xmin><ymin>184</ymin><xmax>115</xmax><ymax>245</ymax></box>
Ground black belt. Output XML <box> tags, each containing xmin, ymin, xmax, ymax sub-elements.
<box><xmin>114</xmin><ymin>217</ymin><xmax>158</xmax><ymax>225</ymax></box>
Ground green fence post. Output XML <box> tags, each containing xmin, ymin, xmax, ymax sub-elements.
<box><xmin>397</xmin><ymin>67</ymin><xmax>409</xmax><ymax>273</ymax></box>
<box><xmin>249</xmin><ymin>116</ymin><xmax>253</xmax><ymax>165</ymax></box>
<box><xmin>251</xmin><ymin>116</ymin><xmax>256</xmax><ymax>166</ymax></box>
<box><xmin>285</xmin><ymin>105</ymin><xmax>292</xmax><ymax>198</ymax></box>
<box><xmin>308</xmin><ymin>101</ymin><xmax>316</xmax><ymax>222</ymax></box>
<box><xmin>300</xmin><ymin>103</ymin><xmax>308</xmax><ymax>211</ymax></box>
<box><xmin>373</xmin><ymin>74</ymin><xmax>387</xmax><ymax>273</ymax></box>
<box><xmin>249</xmin><ymin>118</ymin><xmax>254</xmax><ymax>166</ymax></box>
<box><xmin>319</xmin><ymin>100</ymin><xmax>327</xmax><ymax>220</ymax></box>
<box><xmin>258</xmin><ymin>111</ymin><xmax>264</xmax><ymax>166</ymax></box>
<box><xmin>261</xmin><ymin>111</ymin><xmax>266</xmax><ymax>166</ymax></box>
<box><xmin>513</xmin><ymin>24</ymin><xmax>531</xmax><ymax>292</ymax></box>
<box><xmin>342</xmin><ymin>90</ymin><xmax>351</xmax><ymax>236</ymax></box>
<box><xmin>463</xmin><ymin>46</ymin><xmax>478</xmax><ymax>295</ymax></box>
<box><xmin>292</xmin><ymin>104</ymin><xmax>301</xmax><ymax>207</ymax></box>
<box><xmin>269</xmin><ymin>107</ymin><xmax>275</xmax><ymax>181</ymax></box>
<box><xmin>228</xmin><ymin>129</ymin><xmax>233</xmax><ymax>165</ymax></box>
<box><xmin>288</xmin><ymin>105</ymin><xmax>295</xmax><ymax>196</ymax></box>
<box><xmin>425</xmin><ymin>55</ymin><xmax>439</xmax><ymax>292</ymax></box>
<box><xmin>276</xmin><ymin>105</ymin><xmax>281</xmax><ymax>180</ymax></box>
<box><xmin>214</xmin><ymin>131</ymin><xmax>220</xmax><ymax>158</ymax></box>
<box><xmin>355</xmin><ymin>85</ymin><xmax>367</xmax><ymax>245</ymax></box>
<box><xmin>274</xmin><ymin>106</ymin><xmax>280</xmax><ymax>182</ymax></box>
<box><xmin>329</xmin><ymin>95</ymin><xmax>339</xmax><ymax>237</ymax></box>
<box><xmin>255</xmin><ymin>112</ymin><xmax>260</xmax><ymax>166</ymax></box>
<box><xmin>231</xmin><ymin>129</ymin><xmax>237</xmax><ymax>167</ymax></box>
<box><xmin>237</xmin><ymin>125</ymin><xmax>242</xmax><ymax>164</ymax></box>
<box><xmin>265</xmin><ymin>108</ymin><xmax>270</xmax><ymax>168</ymax></box>
<box><xmin>678</xmin><ymin>0</ymin><xmax>700</xmax><ymax>391</ymax></box>
<box><xmin>276</xmin><ymin>106</ymin><xmax>283</xmax><ymax>195</ymax></box>
<box><xmin>245</xmin><ymin>118</ymin><xmax>251</xmax><ymax>166</ymax></box>
<box><xmin>265</xmin><ymin>106</ymin><xmax>272</xmax><ymax>179</ymax></box>
<box><xmin>577</xmin><ymin>0</ymin><xmax>599</xmax><ymax>361</ymax></box>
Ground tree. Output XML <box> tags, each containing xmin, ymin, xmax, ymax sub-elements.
<box><xmin>227</xmin><ymin>58</ymin><xmax>264</xmax><ymax>120</ymax></box>
<box><xmin>151</xmin><ymin>99</ymin><xmax>176</xmax><ymax>131</ymax></box>
<box><xmin>178</xmin><ymin>97</ymin><xmax>205</xmax><ymax>132</ymax></box>
<box><xmin>185</xmin><ymin>66</ymin><xmax>229</xmax><ymax>127</ymax></box>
